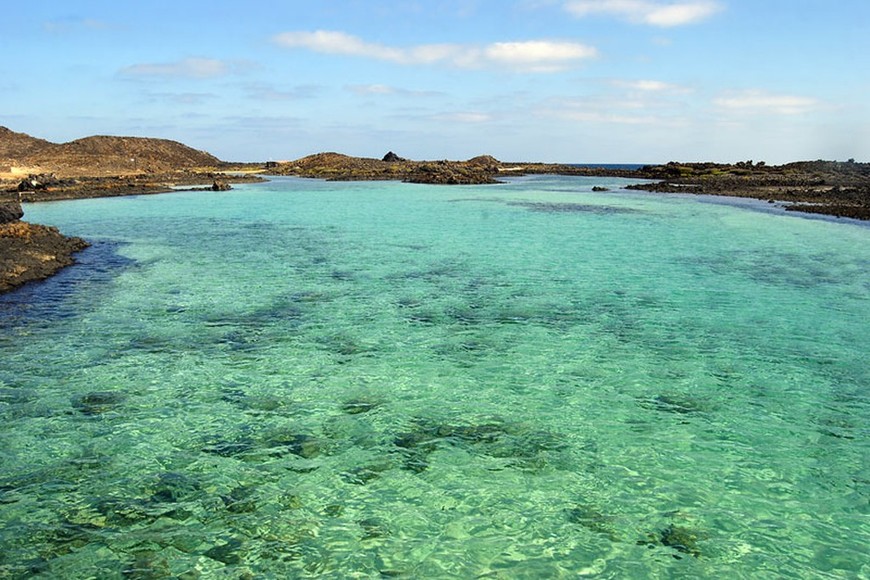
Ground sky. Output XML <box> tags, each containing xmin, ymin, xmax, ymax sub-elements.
<box><xmin>2</xmin><ymin>0</ymin><xmax>869</xmax><ymax>163</ymax></box>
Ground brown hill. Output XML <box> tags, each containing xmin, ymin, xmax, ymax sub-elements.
<box><xmin>0</xmin><ymin>126</ymin><xmax>56</xmax><ymax>161</ymax></box>
<box><xmin>28</xmin><ymin>135</ymin><xmax>221</xmax><ymax>176</ymax></box>
<box><xmin>0</xmin><ymin>127</ymin><xmax>222</xmax><ymax>177</ymax></box>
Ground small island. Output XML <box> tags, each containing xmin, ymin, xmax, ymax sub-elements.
<box><xmin>2</xmin><ymin>126</ymin><xmax>869</xmax><ymax>293</ymax></box>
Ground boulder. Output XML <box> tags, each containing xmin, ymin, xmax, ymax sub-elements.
<box><xmin>382</xmin><ymin>151</ymin><xmax>405</xmax><ymax>163</ymax></box>
<box><xmin>466</xmin><ymin>155</ymin><xmax>501</xmax><ymax>172</ymax></box>
<box><xmin>0</xmin><ymin>202</ymin><xmax>24</xmax><ymax>224</ymax></box>
<box><xmin>17</xmin><ymin>173</ymin><xmax>61</xmax><ymax>192</ymax></box>
<box><xmin>211</xmin><ymin>180</ymin><xmax>232</xmax><ymax>191</ymax></box>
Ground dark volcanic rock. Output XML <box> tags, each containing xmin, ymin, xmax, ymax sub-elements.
<box><xmin>17</xmin><ymin>174</ymin><xmax>67</xmax><ymax>192</ymax></box>
<box><xmin>211</xmin><ymin>179</ymin><xmax>232</xmax><ymax>191</ymax></box>
<box><xmin>0</xmin><ymin>202</ymin><xmax>23</xmax><ymax>224</ymax></box>
<box><xmin>0</xmin><ymin>219</ymin><xmax>89</xmax><ymax>293</ymax></box>
<box><xmin>626</xmin><ymin>160</ymin><xmax>870</xmax><ymax>220</ymax></box>
<box><xmin>382</xmin><ymin>151</ymin><xmax>405</xmax><ymax>162</ymax></box>
<box><xmin>403</xmin><ymin>160</ymin><xmax>500</xmax><ymax>185</ymax></box>
<box><xmin>270</xmin><ymin>151</ymin><xmax>502</xmax><ymax>184</ymax></box>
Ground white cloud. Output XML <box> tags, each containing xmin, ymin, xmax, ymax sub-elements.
<box><xmin>564</xmin><ymin>0</ymin><xmax>723</xmax><ymax>26</ymax></box>
<box><xmin>273</xmin><ymin>30</ymin><xmax>597</xmax><ymax>72</ymax></box>
<box><xmin>120</xmin><ymin>58</ymin><xmax>245</xmax><ymax>79</ymax></box>
<box><xmin>349</xmin><ymin>84</ymin><xmax>397</xmax><ymax>95</ymax></box>
<box><xmin>611</xmin><ymin>79</ymin><xmax>691</xmax><ymax>93</ymax></box>
<box><xmin>435</xmin><ymin>112</ymin><xmax>494</xmax><ymax>123</ymax></box>
<box><xmin>483</xmin><ymin>41</ymin><xmax>598</xmax><ymax>71</ymax></box>
<box><xmin>273</xmin><ymin>31</ymin><xmax>404</xmax><ymax>61</ymax></box>
<box><xmin>714</xmin><ymin>90</ymin><xmax>819</xmax><ymax>115</ymax></box>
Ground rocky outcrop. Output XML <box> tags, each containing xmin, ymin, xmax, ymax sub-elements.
<box><xmin>466</xmin><ymin>155</ymin><xmax>501</xmax><ymax>172</ymax></box>
<box><xmin>3</xmin><ymin>172</ymin><xmax>262</xmax><ymax>202</ymax></box>
<box><xmin>17</xmin><ymin>173</ymin><xmax>71</xmax><ymax>192</ymax></box>
<box><xmin>211</xmin><ymin>179</ymin><xmax>232</xmax><ymax>191</ymax></box>
<box><xmin>0</xmin><ymin>205</ymin><xmax>89</xmax><ymax>294</ymax></box>
<box><xmin>0</xmin><ymin>202</ymin><xmax>23</xmax><ymax>224</ymax></box>
<box><xmin>382</xmin><ymin>151</ymin><xmax>406</xmax><ymax>163</ymax></box>
<box><xmin>625</xmin><ymin>160</ymin><xmax>870</xmax><ymax>219</ymax></box>
<box><xmin>270</xmin><ymin>152</ymin><xmax>502</xmax><ymax>184</ymax></box>
<box><xmin>403</xmin><ymin>160</ymin><xmax>500</xmax><ymax>185</ymax></box>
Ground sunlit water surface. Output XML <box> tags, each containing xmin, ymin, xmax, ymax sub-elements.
<box><xmin>1</xmin><ymin>176</ymin><xmax>868</xmax><ymax>578</ymax></box>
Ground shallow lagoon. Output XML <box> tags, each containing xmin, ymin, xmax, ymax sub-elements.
<box><xmin>1</xmin><ymin>175</ymin><xmax>868</xmax><ymax>578</ymax></box>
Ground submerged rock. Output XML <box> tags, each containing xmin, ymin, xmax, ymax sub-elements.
<box><xmin>566</xmin><ymin>505</ymin><xmax>620</xmax><ymax>541</ymax></box>
<box><xmin>507</xmin><ymin>201</ymin><xmax>637</xmax><ymax>214</ymax></box>
<box><xmin>639</xmin><ymin>523</ymin><xmax>707</xmax><ymax>558</ymax></box>
<box><xmin>204</xmin><ymin>537</ymin><xmax>246</xmax><ymax>565</ymax></box>
<box><xmin>202</xmin><ymin>438</ymin><xmax>257</xmax><ymax>457</ymax></box>
<box><xmin>265</xmin><ymin>432</ymin><xmax>325</xmax><ymax>459</ymax></box>
<box><xmin>71</xmin><ymin>391</ymin><xmax>126</xmax><ymax>415</ymax></box>
<box><xmin>150</xmin><ymin>471</ymin><xmax>200</xmax><ymax>504</ymax></box>
<box><xmin>640</xmin><ymin>393</ymin><xmax>710</xmax><ymax>415</ymax></box>
<box><xmin>123</xmin><ymin>552</ymin><xmax>171</xmax><ymax>579</ymax></box>
<box><xmin>341</xmin><ymin>399</ymin><xmax>381</xmax><ymax>415</ymax></box>
<box><xmin>221</xmin><ymin>485</ymin><xmax>259</xmax><ymax>514</ymax></box>
<box><xmin>358</xmin><ymin>517</ymin><xmax>391</xmax><ymax>540</ymax></box>
<box><xmin>392</xmin><ymin>416</ymin><xmax>564</xmax><ymax>471</ymax></box>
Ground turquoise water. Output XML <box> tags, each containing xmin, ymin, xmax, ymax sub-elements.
<box><xmin>1</xmin><ymin>175</ymin><xmax>868</xmax><ymax>578</ymax></box>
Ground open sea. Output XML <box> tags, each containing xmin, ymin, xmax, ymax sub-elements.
<box><xmin>1</xmin><ymin>175</ymin><xmax>868</xmax><ymax>578</ymax></box>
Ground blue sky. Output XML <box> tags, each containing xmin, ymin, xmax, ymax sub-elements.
<box><xmin>2</xmin><ymin>0</ymin><xmax>868</xmax><ymax>163</ymax></box>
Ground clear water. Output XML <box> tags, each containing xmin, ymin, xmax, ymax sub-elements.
<box><xmin>1</xmin><ymin>176</ymin><xmax>868</xmax><ymax>578</ymax></box>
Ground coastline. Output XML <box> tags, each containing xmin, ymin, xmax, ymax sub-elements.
<box><xmin>260</xmin><ymin>154</ymin><xmax>870</xmax><ymax>220</ymax></box>
<box><xmin>0</xmin><ymin>201</ymin><xmax>89</xmax><ymax>294</ymax></box>
<box><xmin>1</xmin><ymin>143</ymin><xmax>868</xmax><ymax>295</ymax></box>
<box><xmin>0</xmin><ymin>173</ymin><xmax>260</xmax><ymax>294</ymax></box>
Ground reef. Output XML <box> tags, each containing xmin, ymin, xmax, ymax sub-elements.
<box><xmin>638</xmin><ymin>523</ymin><xmax>708</xmax><ymax>559</ymax></box>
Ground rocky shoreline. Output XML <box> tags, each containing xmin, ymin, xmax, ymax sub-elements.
<box><xmin>0</xmin><ymin>172</ymin><xmax>262</xmax><ymax>295</ymax></box>
<box><xmin>623</xmin><ymin>160</ymin><xmax>870</xmax><ymax>221</ymax></box>
<box><xmin>3</xmin><ymin>156</ymin><xmax>868</xmax><ymax>295</ymax></box>
<box><xmin>2</xmin><ymin>125</ymin><xmax>868</xmax><ymax>295</ymax></box>
<box><xmin>270</xmin><ymin>153</ymin><xmax>870</xmax><ymax>220</ymax></box>
<box><xmin>3</xmin><ymin>171</ymin><xmax>264</xmax><ymax>203</ymax></box>
<box><xmin>0</xmin><ymin>201</ymin><xmax>89</xmax><ymax>294</ymax></box>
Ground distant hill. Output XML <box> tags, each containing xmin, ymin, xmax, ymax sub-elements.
<box><xmin>0</xmin><ymin>126</ymin><xmax>55</xmax><ymax>161</ymax></box>
<box><xmin>0</xmin><ymin>127</ymin><xmax>222</xmax><ymax>176</ymax></box>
